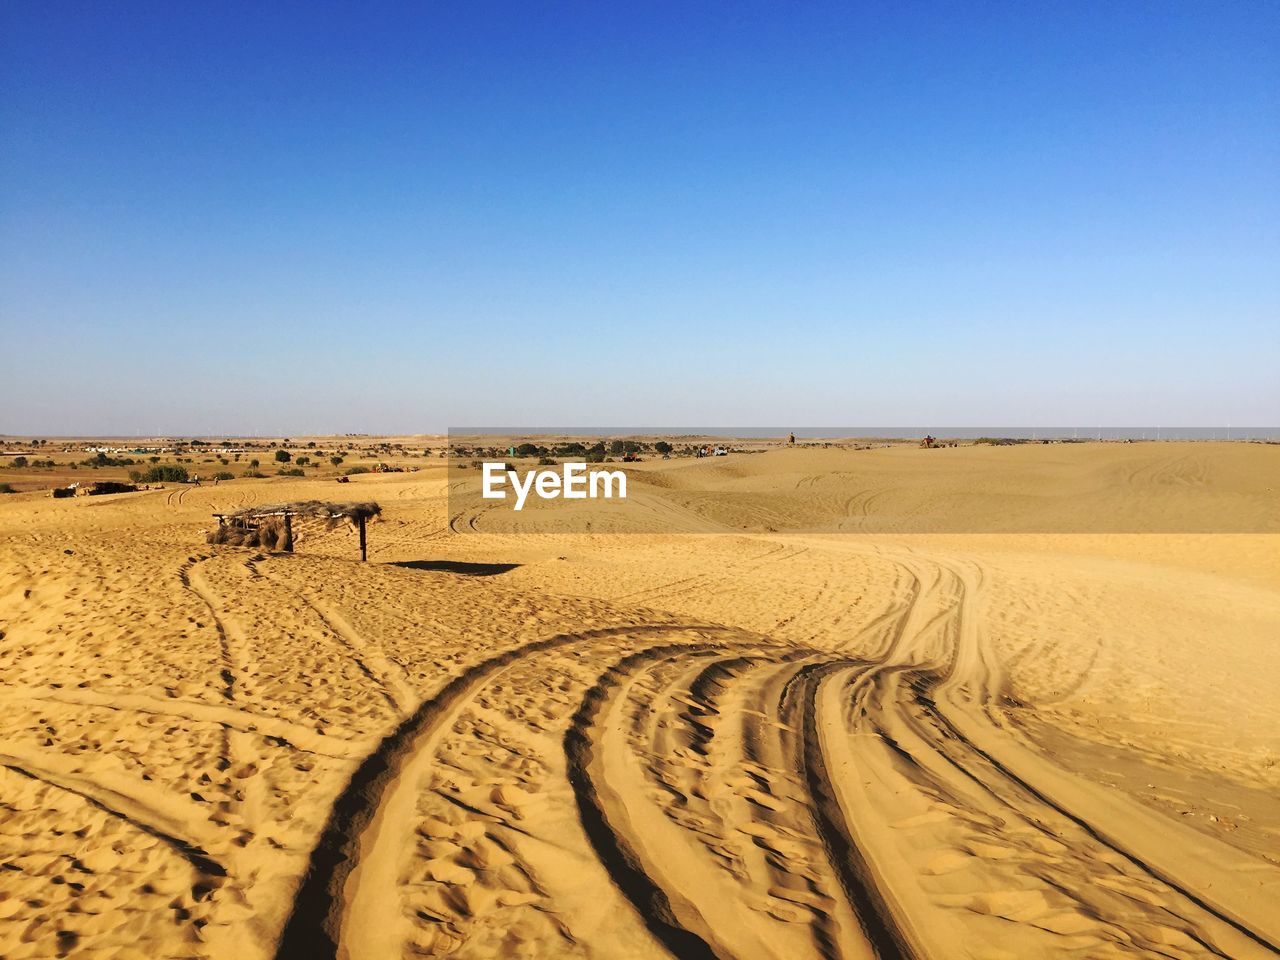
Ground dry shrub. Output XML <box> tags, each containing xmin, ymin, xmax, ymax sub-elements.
<box><xmin>206</xmin><ymin>517</ymin><xmax>288</xmax><ymax>550</ymax></box>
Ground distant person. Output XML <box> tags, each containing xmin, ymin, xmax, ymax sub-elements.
<box><xmin>192</xmin><ymin>474</ymin><xmax>201</xmax><ymax>486</ymax></box>
<box><xmin>788</xmin><ymin>432</ymin><xmax>795</xmax><ymax>445</ymax></box>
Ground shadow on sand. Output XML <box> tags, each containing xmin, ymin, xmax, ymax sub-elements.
<box><xmin>389</xmin><ymin>560</ymin><xmax>521</xmax><ymax>576</ymax></box>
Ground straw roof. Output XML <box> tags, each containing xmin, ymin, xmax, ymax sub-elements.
<box><xmin>222</xmin><ymin>501</ymin><xmax>382</xmax><ymax>522</ymax></box>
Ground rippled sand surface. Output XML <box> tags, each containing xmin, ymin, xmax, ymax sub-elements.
<box><xmin>1</xmin><ymin>442</ymin><xmax>1277</xmax><ymax>959</ymax></box>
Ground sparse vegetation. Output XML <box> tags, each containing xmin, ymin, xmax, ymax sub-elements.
<box><xmin>0</xmin><ymin>483</ymin><xmax>17</xmax><ymax>494</ymax></box>
<box><xmin>141</xmin><ymin>465</ymin><xmax>189</xmax><ymax>483</ymax></box>
<box><xmin>81</xmin><ymin>452</ymin><xmax>136</xmax><ymax>468</ymax></box>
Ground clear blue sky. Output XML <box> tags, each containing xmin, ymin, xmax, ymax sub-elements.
<box><xmin>2</xmin><ymin>2</ymin><xmax>1276</xmax><ymax>435</ymax></box>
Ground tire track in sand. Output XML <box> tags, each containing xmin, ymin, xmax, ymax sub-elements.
<box><xmin>273</xmin><ymin>623</ymin><xmax>741</xmax><ymax>960</ymax></box>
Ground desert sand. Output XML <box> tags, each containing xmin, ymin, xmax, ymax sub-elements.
<box><xmin>1</xmin><ymin>441</ymin><xmax>1278</xmax><ymax>959</ymax></box>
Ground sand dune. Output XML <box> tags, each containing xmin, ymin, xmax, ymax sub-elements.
<box><xmin>1</xmin><ymin>442</ymin><xmax>1277</xmax><ymax>959</ymax></box>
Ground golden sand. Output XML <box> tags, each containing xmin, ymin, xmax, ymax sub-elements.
<box><xmin>1</xmin><ymin>442</ymin><xmax>1277</xmax><ymax>959</ymax></box>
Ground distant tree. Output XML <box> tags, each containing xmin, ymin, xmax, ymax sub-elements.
<box><xmin>10</xmin><ymin>456</ymin><xmax>27</xmax><ymax>468</ymax></box>
<box><xmin>516</xmin><ymin>442</ymin><xmax>540</xmax><ymax>457</ymax></box>
<box><xmin>149</xmin><ymin>456</ymin><xmax>160</xmax><ymax>463</ymax></box>
<box><xmin>608</xmin><ymin>439</ymin><xmax>625</xmax><ymax>456</ymax></box>
<box><xmin>249</xmin><ymin>458</ymin><xmax>260</xmax><ymax>468</ymax></box>
<box><xmin>330</xmin><ymin>456</ymin><xmax>344</xmax><ymax>466</ymax></box>
<box><xmin>274</xmin><ymin>449</ymin><xmax>291</xmax><ymax>463</ymax></box>
<box><xmin>654</xmin><ymin>441</ymin><xmax>673</xmax><ymax>454</ymax></box>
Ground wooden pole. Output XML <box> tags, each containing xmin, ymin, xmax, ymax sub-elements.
<box><xmin>358</xmin><ymin>515</ymin><xmax>367</xmax><ymax>562</ymax></box>
<box><xmin>282</xmin><ymin>511</ymin><xmax>294</xmax><ymax>553</ymax></box>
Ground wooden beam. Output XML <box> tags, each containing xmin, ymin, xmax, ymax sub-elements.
<box><xmin>358</xmin><ymin>515</ymin><xmax>367</xmax><ymax>562</ymax></box>
<box><xmin>282</xmin><ymin>511</ymin><xmax>294</xmax><ymax>553</ymax></box>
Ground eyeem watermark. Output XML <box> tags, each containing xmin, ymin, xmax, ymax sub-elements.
<box><xmin>481</xmin><ymin>461</ymin><xmax>627</xmax><ymax>511</ymax></box>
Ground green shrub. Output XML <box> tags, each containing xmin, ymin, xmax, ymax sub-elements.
<box><xmin>82</xmin><ymin>452</ymin><xmax>135</xmax><ymax>467</ymax></box>
<box><xmin>141</xmin><ymin>464</ymin><xmax>189</xmax><ymax>483</ymax></box>
<box><xmin>242</xmin><ymin>469</ymin><xmax>266</xmax><ymax>478</ymax></box>
<box><xmin>278</xmin><ymin>467</ymin><xmax>305</xmax><ymax>477</ymax></box>
<box><xmin>9</xmin><ymin>456</ymin><xmax>27</xmax><ymax>468</ymax></box>
<box><xmin>0</xmin><ymin>482</ymin><xmax>16</xmax><ymax>494</ymax></box>
<box><xmin>214</xmin><ymin>471</ymin><xmax>235</xmax><ymax>481</ymax></box>
<box><xmin>345</xmin><ymin>465</ymin><xmax>370</xmax><ymax>475</ymax></box>
<box><xmin>274</xmin><ymin>449</ymin><xmax>291</xmax><ymax>463</ymax></box>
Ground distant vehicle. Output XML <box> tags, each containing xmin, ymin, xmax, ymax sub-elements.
<box><xmin>713</xmin><ymin>447</ymin><xmax>728</xmax><ymax>456</ymax></box>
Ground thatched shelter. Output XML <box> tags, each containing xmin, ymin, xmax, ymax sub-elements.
<box><xmin>86</xmin><ymin>480</ymin><xmax>139</xmax><ymax>496</ymax></box>
<box><xmin>208</xmin><ymin>501</ymin><xmax>381</xmax><ymax>560</ymax></box>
